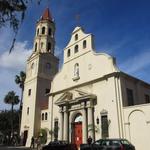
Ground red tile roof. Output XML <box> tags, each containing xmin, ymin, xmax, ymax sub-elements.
<box><xmin>41</xmin><ymin>8</ymin><xmax>52</xmax><ymax>21</ymax></box>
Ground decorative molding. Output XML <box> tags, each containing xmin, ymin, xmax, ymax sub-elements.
<box><xmin>49</xmin><ymin>72</ymin><xmax>119</xmax><ymax>96</ymax></box>
<box><xmin>24</xmin><ymin>125</ymin><xmax>29</xmax><ymax>129</ymax></box>
<box><xmin>100</xmin><ymin>109</ymin><xmax>108</xmax><ymax>115</ymax></box>
<box><xmin>72</xmin><ymin>76</ymin><xmax>80</xmax><ymax>81</ymax></box>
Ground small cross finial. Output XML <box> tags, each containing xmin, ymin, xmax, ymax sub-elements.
<box><xmin>75</xmin><ymin>14</ymin><xmax>80</xmax><ymax>26</ymax></box>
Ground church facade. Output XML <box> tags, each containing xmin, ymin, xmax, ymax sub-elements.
<box><xmin>20</xmin><ymin>8</ymin><xmax>150</xmax><ymax>150</ymax></box>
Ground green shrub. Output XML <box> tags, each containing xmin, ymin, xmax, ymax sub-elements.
<box><xmin>39</xmin><ymin>128</ymin><xmax>47</xmax><ymax>144</ymax></box>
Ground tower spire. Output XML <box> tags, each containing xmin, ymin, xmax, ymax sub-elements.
<box><xmin>41</xmin><ymin>8</ymin><xmax>52</xmax><ymax>21</ymax></box>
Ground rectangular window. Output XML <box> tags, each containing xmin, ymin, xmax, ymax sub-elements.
<box><xmin>28</xmin><ymin>89</ymin><xmax>31</xmax><ymax>96</ymax></box>
<box><xmin>145</xmin><ymin>94</ymin><xmax>150</xmax><ymax>103</ymax></box>
<box><xmin>101</xmin><ymin>115</ymin><xmax>109</xmax><ymax>138</ymax></box>
<box><xmin>27</xmin><ymin>107</ymin><xmax>29</xmax><ymax>115</ymax></box>
<box><xmin>54</xmin><ymin>119</ymin><xmax>59</xmax><ymax>140</ymax></box>
<box><xmin>126</xmin><ymin>88</ymin><xmax>134</xmax><ymax>106</ymax></box>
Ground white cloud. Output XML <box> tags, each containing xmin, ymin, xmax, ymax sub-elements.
<box><xmin>0</xmin><ymin>41</ymin><xmax>32</xmax><ymax>70</ymax></box>
<box><xmin>0</xmin><ymin>40</ymin><xmax>32</xmax><ymax>110</ymax></box>
<box><xmin>119</xmin><ymin>50</ymin><xmax>150</xmax><ymax>74</ymax></box>
<box><xmin>97</xmin><ymin>38</ymin><xmax>131</xmax><ymax>55</ymax></box>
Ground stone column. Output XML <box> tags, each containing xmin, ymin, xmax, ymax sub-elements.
<box><xmin>63</xmin><ymin>106</ymin><xmax>69</xmax><ymax>142</ymax></box>
<box><xmin>59</xmin><ymin>107</ymin><xmax>63</xmax><ymax>140</ymax></box>
<box><xmin>88</xmin><ymin>106</ymin><xmax>95</xmax><ymax>141</ymax></box>
<box><xmin>82</xmin><ymin>108</ymin><xmax>87</xmax><ymax>143</ymax></box>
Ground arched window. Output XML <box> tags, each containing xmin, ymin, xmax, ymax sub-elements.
<box><xmin>83</xmin><ymin>40</ymin><xmax>86</xmax><ymax>49</ymax></box>
<box><xmin>48</xmin><ymin>42</ymin><xmax>51</xmax><ymax>52</ymax></box>
<box><xmin>67</xmin><ymin>49</ymin><xmax>71</xmax><ymax>57</ymax></box>
<box><xmin>75</xmin><ymin>34</ymin><xmax>78</xmax><ymax>41</ymax></box>
<box><xmin>35</xmin><ymin>43</ymin><xmax>37</xmax><ymax>52</ymax></box>
<box><xmin>42</xmin><ymin>27</ymin><xmax>45</xmax><ymax>34</ymax></box>
<box><xmin>42</xmin><ymin>113</ymin><xmax>44</xmax><ymax>120</ymax></box>
<box><xmin>45</xmin><ymin>113</ymin><xmax>48</xmax><ymax>120</ymax></box>
<box><xmin>74</xmin><ymin>45</ymin><xmax>79</xmax><ymax>53</ymax></box>
<box><xmin>37</xmin><ymin>28</ymin><xmax>39</xmax><ymax>36</ymax></box>
<box><xmin>27</xmin><ymin>107</ymin><xmax>29</xmax><ymax>115</ymax></box>
<box><xmin>48</xmin><ymin>28</ymin><xmax>52</xmax><ymax>36</ymax></box>
<box><xmin>74</xmin><ymin>63</ymin><xmax>79</xmax><ymax>77</ymax></box>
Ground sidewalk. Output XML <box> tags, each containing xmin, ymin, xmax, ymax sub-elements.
<box><xmin>0</xmin><ymin>145</ymin><xmax>37</xmax><ymax>149</ymax></box>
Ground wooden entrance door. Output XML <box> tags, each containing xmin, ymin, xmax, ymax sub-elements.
<box><xmin>23</xmin><ymin>130</ymin><xmax>28</xmax><ymax>146</ymax></box>
<box><xmin>73</xmin><ymin>122</ymin><xmax>82</xmax><ymax>148</ymax></box>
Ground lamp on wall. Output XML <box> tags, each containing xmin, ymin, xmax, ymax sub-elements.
<box><xmin>96</xmin><ymin>117</ymin><xmax>99</xmax><ymax>124</ymax></box>
<box><xmin>96</xmin><ymin>117</ymin><xmax>111</xmax><ymax>126</ymax></box>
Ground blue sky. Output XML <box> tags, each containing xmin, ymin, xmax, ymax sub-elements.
<box><xmin>0</xmin><ymin>0</ymin><xmax>150</xmax><ymax>110</ymax></box>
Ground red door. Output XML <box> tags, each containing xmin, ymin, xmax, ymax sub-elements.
<box><xmin>73</xmin><ymin>122</ymin><xmax>82</xmax><ymax>148</ymax></box>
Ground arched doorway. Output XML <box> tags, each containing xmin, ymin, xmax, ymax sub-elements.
<box><xmin>72</xmin><ymin>114</ymin><xmax>83</xmax><ymax>148</ymax></box>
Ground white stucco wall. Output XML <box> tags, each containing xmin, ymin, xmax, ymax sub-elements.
<box><xmin>123</xmin><ymin>104</ymin><xmax>150</xmax><ymax>150</ymax></box>
<box><xmin>20</xmin><ymin>78</ymin><xmax>38</xmax><ymax>146</ymax></box>
<box><xmin>51</xmin><ymin>27</ymin><xmax>118</xmax><ymax>93</ymax></box>
<box><xmin>47</xmin><ymin>26</ymin><xmax>122</xmax><ymax>143</ymax></box>
<box><xmin>93</xmin><ymin>77</ymin><xmax>121</xmax><ymax>140</ymax></box>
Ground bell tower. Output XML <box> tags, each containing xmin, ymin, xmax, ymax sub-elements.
<box><xmin>20</xmin><ymin>8</ymin><xmax>59</xmax><ymax>147</ymax></box>
<box><xmin>34</xmin><ymin>8</ymin><xmax>55</xmax><ymax>54</ymax></box>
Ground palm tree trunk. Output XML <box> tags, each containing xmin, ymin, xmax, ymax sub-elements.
<box><xmin>19</xmin><ymin>88</ymin><xmax>23</xmax><ymax>133</ymax></box>
<box><xmin>20</xmin><ymin>87</ymin><xmax>24</xmax><ymax>110</ymax></box>
<box><xmin>11</xmin><ymin>104</ymin><xmax>14</xmax><ymax>137</ymax></box>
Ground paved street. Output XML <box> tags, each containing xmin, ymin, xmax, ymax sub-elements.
<box><xmin>0</xmin><ymin>146</ymin><xmax>36</xmax><ymax>150</ymax></box>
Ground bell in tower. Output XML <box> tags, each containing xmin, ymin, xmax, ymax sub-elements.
<box><xmin>34</xmin><ymin>8</ymin><xmax>55</xmax><ymax>54</ymax></box>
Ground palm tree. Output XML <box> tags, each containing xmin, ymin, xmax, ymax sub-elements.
<box><xmin>15</xmin><ymin>71</ymin><xmax>26</xmax><ymax>110</ymax></box>
<box><xmin>4</xmin><ymin>91</ymin><xmax>20</xmax><ymax>137</ymax></box>
<box><xmin>15</xmin><ymin>71</ymin><xmax>26</xmax><ymax>132</ymax></box>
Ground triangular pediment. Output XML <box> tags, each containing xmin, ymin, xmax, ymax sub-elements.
<box><xmin>55</xmin><ymin>89</ymin><xmax>96</xmax><ymax>106</ymax></box>
<box><xmin>55</xmin><ymin>91</ymin><xmax>73</xmax><ymax>105</ymax></box>
<box><xmin>75</xmin><ymin>89</ymin><xmax>89</xmax><ymax>96</ymax></box>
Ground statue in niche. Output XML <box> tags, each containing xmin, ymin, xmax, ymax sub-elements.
<box><xmin>74</xmin><ymin>63</ymin><xmax>79</xmax><ymax>78</ymax></box>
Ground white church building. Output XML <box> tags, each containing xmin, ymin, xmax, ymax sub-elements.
<box><xmin>20</xmin><ymin>8</ymin><xmax>150</xmax><ymax>150</ymax></box>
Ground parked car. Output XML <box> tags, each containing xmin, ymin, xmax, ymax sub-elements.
<box><xmin>42</xmin><ymin>140</ymin><xmax>77</xmax><ymax>150</ymax></box>
<box><xmin>80</xmin><ymin>138</ymin><xmax>135</xmax><ymax>150</ymax></box>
